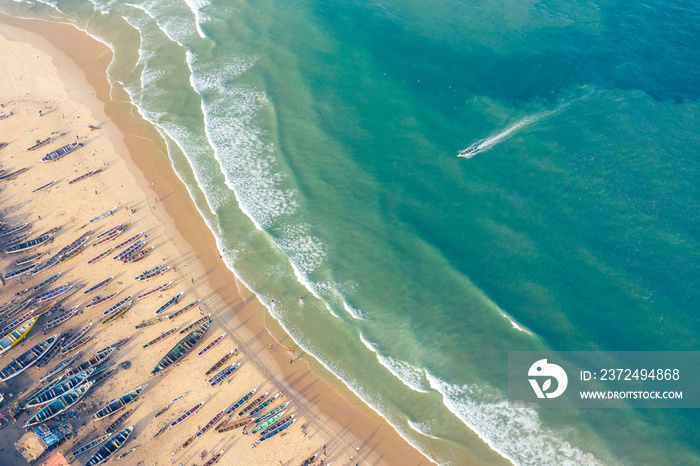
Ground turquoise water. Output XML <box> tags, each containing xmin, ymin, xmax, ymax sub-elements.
<box><xmin>3</xmin><ymin>0</ymin><xmax>700</xmax><ymax>463</ymax></box>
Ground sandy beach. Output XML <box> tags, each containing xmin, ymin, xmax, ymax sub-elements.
<box><xmin>0</xmin><ymin>15</ymin><xmax>433</xmax><ymax>466</ymax></box>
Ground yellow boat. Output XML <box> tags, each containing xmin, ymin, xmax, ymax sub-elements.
<box><xmin>0</xmin><ymin>316</ymin><xmax>38</xmax><ymax>355</ymax></box>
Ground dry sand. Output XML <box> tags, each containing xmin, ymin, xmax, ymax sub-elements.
<box><xmin>0</xmin><ymin>15</ymin><xmax>432</xmax><ymax>466</ymax></box>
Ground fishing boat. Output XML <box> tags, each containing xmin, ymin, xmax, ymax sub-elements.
<box><xmin>179</xmin><ymin>314</ymin><xmax>211</xmax><ymax>334</ymax></box>
<box><xmin>89</xmin><ymin>205</ymin><xmax>119</xmax><ymax>223</ymax></box>
<box><xmin>2</xmin><ymin>231</ymin><xmax>33</xmax><ymax>247</ymax></box>
<box><xmin>26</xmin><ymin>370</ymin><xmax>92</xmax><ymax>408</ymax></box>
<box><xmin>72</xmin><ymin>433</ymin><xmax>112</xmax><ymax>456</ymax></box>
<box><xmin>135</xmin><ymin>316</ymin><xmax>167</xmax><ymax>329</ymax></box>
<box><xmin>36</xmin><ymin>284</ymin><xmax>73</xmax><ymax>303</ymax></box>
<box><xmin>40</xmin><ymin>141</ymin><xmax>81</xmax><ymax>162</ymax></box>
<box><xmin>225</xmin><ymin>388</ymin><xmax>257</xmax><ymax>416</ymax></box>
<box><xmin>154</xmin><ymin>293</ymin><xmax>182</xmax><ymax>315</ymax></box>
<box><xmin>137</xmin><ymin>280</ymin><xmax>174</xmax><ymax>299</ymax></box>
<box><xmin>142</xmin><ymin>326</ymin><xmax>179</xmax><ymax>349</ymax></box>
<box><xmin>68</xmin><ymin>169</ymin><xmax>103</xmax><ymax>184</ymax></box>
<box><xmin>116</xmin><ymin>447</ymin><xmax>138</xmax><ymax>460</ymax></box>
<box><xmin>111</xmin><ymin>336</ymin><xmax>131</xmax><ymax>349</ymax></box>
<box><xmin>96</xmin><ymin>224</ymin><xmax>124</xmax><ymax>239</ymax></box>
<box><xmin>4</xmin><ymin>231</ymin><xmax>53</xmax><ymax>253</ymax></box>
<box><xmin>203</xmin><ymin>451</ymin><xmax>223</xmax><ymax>466</ymax></box>
<box><xmin>60</xmin><ymin>322</ymin><xmax>92</xmax><ymax>349</ymax></box>
<box><xmin>101</xmin><ymin>300</ymin><xmax>133</xmax><ymax>325</ymax></box>
<box><xmin>238</xmin><ymin>391</ymin><xmax>269</xmax><ymax>417</ymax></box>
<box><xmin>92</xmin><ymin>228</ymin><xmax>125</xmax><ymax>247</ymax></box>
<box><xmin>135</xmin><ymin>265</ymin><xmax>170</xmax><ymax>281</ymax></box>
<box><xmin>0</xmin><ymin>311</ymin><xmax>35</xmax><ymax>336</ymax></box>
<box><xmin>0</xmin><ymin>222</ymin><xmax>31</xmax><ymax>238</ymax></box>
<box><xmin>258</xmin><ymin>415</ymin><xmax>295</xmax><ymax>437</ymax></box>
<box><xmin>0</xmin><ymin>297</ymin><xmax>33</xmax><ymax>323</ymax></box>
<box><xmin>251</xmin><ymin>413</ymin><xmax>285</xmax><ymax>434</ymax></box>
<box><xmin>458</xmin><ymin>143</ymin><xmax>481</xmax><ymax>158</ymax></box>
<box><xmin>206</xmin><ymin>351</ymin><xmax>235</xmax><ymax>377</ymax></box>
<box><xmin>32</xmin><ymin>180</ymin><xmax>57</xmax><ymax>193</ymax></box>
<box><xmin>25</xmin><ymin>374</ymin><xmax>64</xmax><ymax>405</ymax></box>
<box><xmin>16</xmin><ymin>273</ymin><xmax>60</xmax><ymax>298</ymax></box>
<box><xmin>259</xmin><ymin>418</ymin><xmax>295</xmax><ymax>441</ymax></box>
<box><xmin>0</xmin><ymin>317</ymin><xmax>38</xmax><ymax>355</ymax></box>
<box><xmin>103</xmin><ymin>296</ymin><xmax>133</xmax><ymax>316</ymax></box>
<box><xmin>90</xmin><ymin>367</ymin><xmax>114</xmax><ymax>386</ymax></box>
<box><xmin>169</xmin><ymin>400</ymin><xmax>205</xmax><ymax>428</ymax></box>
<box><xmin>152</xmin><ymin>424</ymin><xmax>169</xmax><ymax>439</ymax></box>
<box><xmin>93</xmin><ymin>386</ymin><xmax>145</xmax><ymax>420</ymax></box>
<box><xmin>105</xmin><ymin>408</ymin><xmax>134</xmax><ymax>434</ymax></box>
<box><xmin>87</xmin><ymin>247</ymin><xmax>115</xmax><ymax>264</ymax></box>
<box><xmin>40</xmin><ymin>352</ymin><xmax>82</xmax><ymax>382</ymax></box>
<box><xmin>254</xmin><ymin>402</ymin><xmax>290</xmax><ymax>424</ymax></box>
<box><xmin>65</xmin><ymin>346</ymin><xmax>115</xmax><ymax>377</ymax></box>
<box><xmin>248</xmin><ymin>392</ymin><xmax>281</xmax><ymax>417</ymax></box>
<box><xmin>15</xmin><ymin>251</ymin><xmax>45</xmax><ymax>265</ymax></box>
<box><xmin>61</xmin><ymin>334</ymin><xmax>92</xmax><ymax>355</ymax></box>
<box><xmin>0</xmin><ymin>334</ymin><xmax>57</xmax><ymax>382</ymax></box>
<box><xmin>84</xmin><ymin>277</ymin><xmax>114</xmax><ymax>294</ymax></box>
<box><xmin>208</xmin><ymin>363</ymin><xmax>240</xmax><ymax>387</ymax></box>
<box><xmin>3</xmin><ymin>263</ymin><xmax>38</xmax><ymax>279</ymax></box>
<box><xmin>193</xmin><ymin>409</ymin><xmax>225</xmax><ymax>438</ymax></box>
<box><xmin>85</xmin><ymin>291</ymin><xmax>120</xmax><ymax>309</ymax></box>
<box><xmin>24</xmin><ymin>382</ymin><xmax>93</xmax><ymax>427</ymax></box>
<box><xmin>27</xmin><ymin>137</ymin><xmax>52</xmax><ymax>150</ymax></box>
<box><xmin>113</xmin><ymin>233</ymin><xmax>143</xmax><ymax>254</ymax></box>
<box><xmin>216</xmin><ymin>418</ymin><xmax>251</xmax><ymax>433</ymax></box>
<box><xmin>0</xmin><ymin>167</ymin><xmax>29</xmax><ymax>180</ymax></box>
<box><xmin>85</xmin><ymin>425</ymin><xmax>134</xmax><ymax>466</ymax></box>
<box><xmin>167</xmin><ymin>300</ymin><xmax>200</xmax><ymax>320</ymax></box>
<box><xmin>181</xmin><ymin>436</ymin><xmax>195</xmax><ymax>449</ymax></box>
<box><xmin>154</xmin><ymin>392</ymin><xmax>188</xmax><ymax>418</ymax></box>
<box><xmin>197</xmin><ymin>333</ymin><xmax>225</xmax><ymax>357</ymax></box>
<box><xmin>115</xmin><ymin>241</ymin><xmax>144</xmax><ymax>262</ymax></box>
<box><xmin>124</xmin><ymin>246</ymin><xmax>154</xmax><ymax>263</ymax></box>
<box><xmin>35</xmin><ymin>332</ymin><xmax>70</xmax><ymax>368</ymax></box>
<box><xmin>151</xmin><ymin>316</ymin><xmax>211</xmax><ymax>375</ymax></box>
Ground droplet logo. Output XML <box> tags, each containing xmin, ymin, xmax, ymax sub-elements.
<box><xmin>528</xmin><ymin>359</ymin><xmax>568</xmax><ymax>398</ymax></box>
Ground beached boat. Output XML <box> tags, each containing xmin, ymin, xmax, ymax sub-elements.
<box><xmin>0</xmin><ymin>317</ymin><xmax>37</xmax><ymax>355</ymax></box>
<box><xmin>0</xmin><ymin>297</ymin><xmax>33</xmax><ymax>323</ymax></box>
<box><xmin>65</xmin><ymin>346</ymin><xmax>114</xmax><ymax>377</ymax></box>
<box><xmin>193</xmin><ymin>409</ymin><xmax>225</xmax><ymax>438</ymax></box>
<box><xmin>167</xmin><ymin>300</ymin><xmax>200</xmax><ymax>320</ymax></box>
<box><xmin>105</xmin><ymin>408</ymin><xmax>134</xmax><ymax>434</ymax></box>
<box><xmin>3</xmin><ymin>263</ymin><xmax>38</xmax><ymax>279</ymax></box>
<box><xmin>16</xmin><ymin>273</ymin><xmax>60</xmax><ymax>298</ymax></box>
<box><xmin>85</xmin><ymin>291</ymin><xmax>120</xmax><ymax>309</ymax></box>
<box><xmin>203</xmin><ymin>451</ymin><xmax>223</xmax><ymax>466</ymax></box>
<box><xmin>225</xmin><ymin>388</ymin><xmax>256</xmax><ymax>416</ymax></box>
<box><xmin>135</xmin><ymin>265</ymin><xmax>170</xmax><ymax>281</ymax></box>
<box><xmin>61</xmin><ymin>333</ymin><xmax>92</xmax><ymax>355</ymax></box>
<box><xmin>2</xmin><ymin>231</ymin><xmax>33</xmax><ymax>247</ymax></box>
<box><xmin>24</xmin><ymin>381</ymin><xmax>93</xmax><ymax>427</ymax></box>
<box><xmin>90</xmin><ymin>367</ymin><xmax>114</xmax><ymax>386</ymax></box>
<box><xmin>251</xmin><ymin>413</ymin><xmax>285</xmax><ymax>434</ymax></box>
<box><xmin>116</xmin><ymin>447</ymin><xmax>137</xmax><ymax>460</ymax></box>
<box><xmin>179</xmin><ymin>314</ymin><xmax>211</xmax><ymax>334</ymax></box>
<box><xmin>32</xmin><ymin>180</ymin><xmax>57</xmax><ymax>193</ymax></box>
<box><xmin>113</xmin><ymin>233</ymin><xmax>143</xmax><ymax>253</ymax></box>
<box><xmin>260</xmin><ymin>419</ymin><xmax>296</xmax><ymax>442</ymax></box>
<box><xmin>124</xmin><ymin>246</ymin><xmax>154</xmax><ymax>263</ymax></box>
<box><xmin>101</xmin><ymin>300</ymin><xmax>133</xmax><ymax>326</ymax></box>
<box><xmin>4</xmin><ymin>231</ymin><xmax>53</xmax><ymax>253</ymax></box>
<box><xmin>258</xmin><ymin>414</ymin><xmax>295</xmax><ymax>437</ymax></box>
<box><xmin>0</xmin><ymin>222</ymin><xmax>31</xmax><ymax>238</ymax></box>
<box><xmin>40</xmin><ymin>352</ymin><xmax>82</xmax><ymax>382</ymax></box>
<box><xmin>151</xmin><ymin>316</ymin><xmax>211</xmax><ymax>375</ymax></box>
<box><xmin>72</xmin><ymin>433</ymin><xmax>112</xmax><ymax>456</ymax></box>
<box><xmin>35</xmin><ymin>283</ymin><xmax>73</xmax><ymax>303</ymax></box>
<box><xmin>0</xmin><ymin>167</ymin><xmax>29</xmax><ymax>180</ymax></box>
<box><xmin>170</xmin><ymin>400</ymin><xmax>205</xmax><ymax>428</ymax></box>
<box><xmin>84</xmin><ymin>277</ymin><xmax>114</xmax><ymax>294</ymax></box>
<box><xmin>27</xmin><ymin>136</ymin><xmax>52</xmax><ymax>150</ymax></box>
<box><xmin>154</xmin><ymin>392</ymin><xmax>188</xmax><ymax>418</ymax></box>
<box><xmin>135</xmin><ymin>316</ymin><xmax>167</xmax><ymax>329</ymax></box>
<box><xmin>137</xmin><ymin>280</ymin><xmax>174</xmax><ymax>299</ymax></box>
<box><xmin>103</xmin><ymin>296</ymin><xmax>132</xmax><ymax>316</ymax></box>
<box><xmin>0</xmin><ymin>311</ymin><xmax>35</xmax><ymax>336</ymax></box>
<box><xmin>206</xmin><ymin>351</ymin><xmax>234</xmax><ymax>377</ymax></box>
<box><xmin>238</xmin><ymin>391</ymin><xmax>269</xmax><ymax>417</ymax></box>
<box><xmin>198</xmin><ymin>333</ymin><xmax>225</xmax><ymax>357</ymax></box>
<box><xmin>0</xmin><ymin>334</ymin><xmax>57</xmax><ymax>381</ymax></box>
<box><xmin>248</xmin><ymin>392</ymin><xmax>281</xmax><ymax>417</ymax></box>
<box><xmin>115</xmin><ymin>241</ymin><xmax>144</xmax><ymax>261</ymax></box>
<box><xmin>142</xmin><ymin>326</ymin><xmax>179</xmax><ymax>349</ymax></box>
<box><xmin>87</xmin><ymin>247</ymin><xmax>115</xmax><ymax>264</ymax></box>
<box><xmin>208</xmin><ymin>363</ymin><xmax>240</xmax><ymax>387</ymax></box>
<box><xmin>154</xmin><ymin>293</ymin><xmax>182</xmax><ymax>315</ymax></box>
<box><xmin>25</xmin><ymin>374</ymin><xmax>64</xmax><ymax>405</ymax></box>
<box><xmin>216</xmin><ymin>418</ymin><xmax>251</xmax><ymax>433</ymax></box>
<box><xmin>111</xmin><ymin>336</ymin><xmax>131</xmax><ymax>349</ymax></box>
<box><xmin>26</xmin><ymin>370</ymin><xmax>92</xmax><ymax>408</ymax></box>
<box><xmin>61</xmin><ymin>322</ymin><xmax>92</xmax><ymax>349</ymax></box>
<box><xmin>15</xmin><ymin>251</ymin><xmax>45</xmax><ymax>265</ymax></box>
<box><xmin>92</xmin><ymin>228</ymin><xmax>125</xmax><ymax>247</ymax></box>
<box><xmin>68</xmin><ymin>169</ymin><xmax>103</xmax><ymax>184</ymax></box>
<box><xmin>34</xmin><ymin>333</ymin><xmax>69</xmax><ymax>368</ymax></box>
<box><xmin>93</xmin><ymin>385</ymin><xmax>145</xmax><ymax>420</ymax></box>
<box><xmin>84</xmin><ymin>425</ymin><xmax>134</xmax><ymax>466</ymax></box>
<box><xmin>254</xmin><ymin>401</ymin><xmax>290</xmax><ymax>424</ymax></box>
<box><xmin>89</xmin><ymin>205</ymin><xmax>119</xmax><ymax>223</ymax></box>
<box><xmin>40</xmin><ymin>141</ymin><xmax>81</xmax><ymax>162</ymax></box>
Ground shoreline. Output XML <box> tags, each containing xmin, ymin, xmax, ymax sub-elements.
<box><xmin>0</xmin><ymin>13</ymin><xmax>435</xmax><ymax>466</ymax></box>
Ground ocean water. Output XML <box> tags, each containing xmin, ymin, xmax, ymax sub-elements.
<box><xmin>3</xmin><ymin>0</ymin><xmax>700</xmax><ymax>464</ymax></box>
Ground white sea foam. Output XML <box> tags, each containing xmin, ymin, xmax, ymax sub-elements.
<box><xmin>182</xmin><ymin>0</ymin><xmax>208</xmax><ymax>38</ymax></box>
<box><xmin>426</xmin><ymin>372</ymin><xmax>601</xmax><ymax>466</ymax></box>
<box><xmin>359</xmin><ymin>334</ymin><xmax>430</xmax><ymax>393</ymax></box>
<box><xmin>408</xmin><ymin>419</ymin><xmax>440</xmax><ymax>440</ymax></box>
<box><xmin>342</xmin><ymin>300</ymin><xmax>367</xmax><ymax>320</ymax></box>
